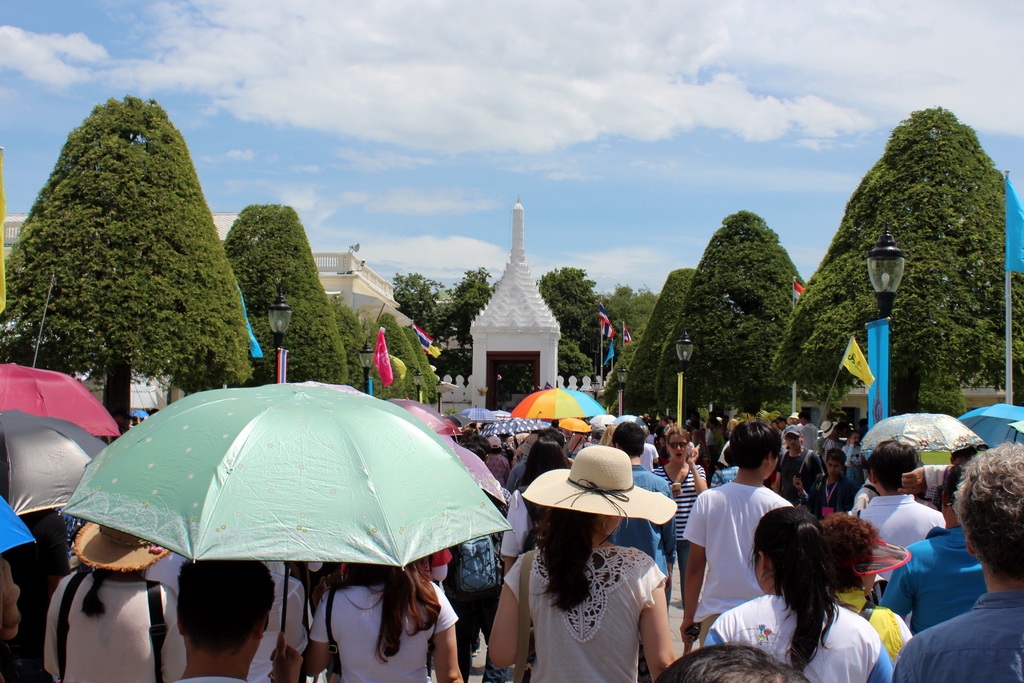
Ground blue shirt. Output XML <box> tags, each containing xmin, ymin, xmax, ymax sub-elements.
<box><xmin>607</xmin><ymin>465</ymin><xmax>676</xmax><ymax>574</ymax></box>
<box><xmin>880</xmin><ymin>526</ymin><xmax>986</xmax><ymax>633</ymax></box>
<box><xmin>893</xmin><ymin>591</ymin><xmax>1024</xmax><ymax>683</ymax></box>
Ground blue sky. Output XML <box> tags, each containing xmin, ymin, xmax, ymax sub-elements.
<box><xmin>3</xmin><ymin>0</ymin><xmax>1024</xmax><ymax>292</ymax></box>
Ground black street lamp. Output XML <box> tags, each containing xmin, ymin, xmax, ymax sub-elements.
<box><xmin>675</xmin><ymin>330</ymin><xmax>694</xmax><ymax>421</ymax></box>
<box><xmin>867</xmin><ymin>227</ymin><xmax>906</xmax><ymax>318</ymax></box>
<box><xmin>358</xmin><ymin>343</ymin><xmax>374</xmax><ymax>395</ymax></box>
<box><xmin>268</xmin><ymin>291</ymin><xmax>292</xmax><ymax>383</ymax></box>
<box><xmin>413</xmin><ymin>369</ymin><xmax>424</xmax><ymax>403</ymax></box>
<box><xmin>616</xmin><ymin>365</ymin><xmax>628</xmax><ymax>417</ymax></box>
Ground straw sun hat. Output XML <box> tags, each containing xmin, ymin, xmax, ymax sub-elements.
<box><xmin>73</xmin><ymin>523</ymin><xmax>170</xmax><ymax>572</ymax></box>
<box><xmin>523</xmin><ymin>445</ymin><xmax>675</xmax><ymax>524</ymax></box>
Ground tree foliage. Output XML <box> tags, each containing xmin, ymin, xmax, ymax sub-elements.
<box><xmin>435</xmin><ymin>268</ymin><xmax>494</xmax><ymax>379</ymax></box>
<box><xmin>538</xmin><ymin>267</ymin><xmax>600</xmax><ymax>373</ymax></box>
<box><xmin>666</xmin><ymin>212</ymin><xmax>798</xmax><ymax>414</ymax></box>
<box><xmin>0</xmin><ymin>96</ymin><xmax>251</xmax><ymax>409</ymax></box>
<box><xmin>330</xmin><ymin>294</ymin><xmax>368</xmax><ymax>387</ymax></box>
<box><xmin>558</xmin><ymin>339</ymin><xmax>592</xmax><ymax>379</ymax></box>
<box><xmin>224</xmin><ymin>204</ymin><xmax>348</xmax><ymax>385</ymax></box>
<box><xmin>393</xmin><ymin>273</ymin><xmax>444</xmax><ymax>337</ymax></box>
<box><xmin>774</xmin><ymin>107</ymin><xmax>1018</xmax><ymax>412</ymax></box>
<box><xmin>366</xmin><ymin>313</ymin><xmax>438</xmax><ymax>401</ymax></box>
<box><xmin>600</xmin><ymin>285</ymin><xmax>658</xmax><ymax>340</ymax></box>
<box><xmin>624</xmin><ymin>269</ymin><xmax>694</xmax><ymax>415</ymax></box>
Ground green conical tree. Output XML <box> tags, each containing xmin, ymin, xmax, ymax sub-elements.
<box><xmin>224</xmin><ymin>204</ymin><xmax>348</xmax><ymax>385</ymax></box>
<box><xmin>331</xmin><ymin>295</ymin><xmax>369</xmax><ymax>388</ymax></box>
<box><xmin>774</xmin><ymin>107</ymin><xmax>1018</xmax><ymax>413</ymax></box>
<box><xmin>624</xmin><ymin>268</ymin><xmax>694</xmax><ymax>416</ymax></box>
<box><xmin>366</xmin><ymin>313</ymin><xmax>438</xmax><ymax>401</ymax></box>
<box><xmin>0</xmin><ymin>96</ymin><xmax>251</xmax><ymax>411</ymax></box>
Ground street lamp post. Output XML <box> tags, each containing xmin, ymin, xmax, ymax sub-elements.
<box><xmin>358</xmin><ymin>343</ymin><xmax>374</xmax><ymax>396</ymax></box>
<box><xmin>675</xmin><ymin>331</ymin><xmax>694</xmax><ymax>423</ymax></box>
<box><xmin>866</xmin><ymin>227</ymin><xmax>905</xmax><ymax>427</ymax></box>
<box><xmin>267</xmin><ymin>291</ymin><xmax>293</xmax><ymax>383</ymax></box>
<box><xmin>413</xmin><ymin>369</ymin><xmax>424</xmax><ymax>403</ymax></box>
<box><xmin>616</xmin><ymin>365</ymin><xmax>628</xmax><ymax>417</ymax></box>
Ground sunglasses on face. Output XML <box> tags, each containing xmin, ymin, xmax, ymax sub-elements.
<box><xmin>668</xmin><ymin>441</ymin><xmax>688</xmax><ymax>448</ymax></box>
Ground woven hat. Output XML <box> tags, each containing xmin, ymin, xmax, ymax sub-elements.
<box><xmin>523</xmin><ymin>445</ymin><xmax>675</xmax><ymax>523</ymax></box>
<box><xmin>73</xmin><ymin>523</ymin><xmax>170</xmax><ymax>572</ymax></box>
<box><xmin>820</xmin><ymin>420</ymin><xmax>835</xmax><ymax>435</ymax></box>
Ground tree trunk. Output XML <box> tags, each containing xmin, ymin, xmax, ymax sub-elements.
<box><xmin>103</xmin><ymin>363</ymin><xmax>132</xmax><ymax>416</ymax></box>
<box><xmin>892</xmin><ymin>371</ymin><xmax>921</xmax><ymax>415</ymax></box>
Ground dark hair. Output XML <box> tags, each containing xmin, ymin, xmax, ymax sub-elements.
<box><xmin>537</xmin><ymin>507</ymin><xmax>606</xmax><ymax>611</ymax></box>
<box><xmin>178</xmin><ymin>561</ymin><xmax>274</xmax><ymax>653</ymax></box>
<box><xmin>820</xmin><ymin>513</ymin><xmax>880</xmax><ymax>590</ymax></box>
<box><xmin>655</xmin><ymin>644</ymin><xmax>811</xmax><ymax>683</ymax></box>
<box><xmin>798</xmin><ymin>411</ymin><xmax>810</xmax><ymax>421</ymax></box>
<box><xmin>944</xmin><ymin>463</ymin><xmax>964</xmax><ymax>507</ymax></box>
<box><xmin>461</xmin><ymin>434</ymin><xmax>489</xmax><ymax>461</ymax></box>
<box><xmin>867</xmin><ymin>440</ymin><xmax>918</xmax><ymax>492</ymax></box>
<box><xmin>521</xmin><ymin>435</ymin><xmax>568</xmax><ymax>488</ymax></box>
<box><xmin>81</xmin><ymin>568</ymin><xmax>111</xmax><ymax>617</ymax></box>
<box><xmin>611</xmin><ymin>420</ymin><xmax>646</xmax><ymax>457</ymax></box>
<box><xmin>729</xmin><ymin>420</ymin><xmax>781</xmax><ymax>469</ymax></box>
<box><xmin>332</xmin><ymin>563</ymin><xmax>440</xmax><ymax>662</ymax></box>
<box><xmin>753</xmin><ymin>508</ymin><xmax>838</xmax><ymax>671</ymax></box>
<box><xmin>825</xmin><ymin>448</ymin><xmax>846</xmax><ymax>466</ymax></box>
<box><xmin>537</xmin><ymin>426</ymin><xmax>565</xmax><ymax>448</ymax></box>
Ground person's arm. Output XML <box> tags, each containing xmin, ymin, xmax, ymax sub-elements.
<box><xmin>271</xmin><ymin>632</ymin><xmax>303</xmax><ymax>683</ymax></box>
<box><xmin>0</xmin><ymin>558</ymin><xmax>20</xmax><ymax>640</ymax></box>
<box><xmin>680</xmin><ymin>542</ymin><xmax>707</xmax><ymax>653</ymax></box>
<box><xmin>431</xmin><ymin>624</ymin><xmax>464</xmax><ymax>683</ymax></box>
<box><xmin>660</xmin><ymin>514</ymin><xmax>676</xmax><ymax>568</ymax></box>
<box><xmin>878</xmin><ymin>565</ymin><xmax>915</xmax><ymax>618</ymax></box>
<box><xmin>639</xmin><ymin>586</ymin><xmax>675</xmax><ymax>681</ymax></box>
<box><xmin>488</xmin><ymin>583</ymin><xmax>520</xmax><ymax>668</ymax></box>
<box><xmin>303</xmin><ymin>639</ymin><xmax>331</xmax><ymax>677</ymax></box>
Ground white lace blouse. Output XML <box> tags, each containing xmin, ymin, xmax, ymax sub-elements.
<box><xmin>505</xmin><ymin>545</ymin><xmax>665</xmax><ymax>682</ymax></box>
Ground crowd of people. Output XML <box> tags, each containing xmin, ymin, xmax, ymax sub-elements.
<box><xmin>1</xmin><ymin>408</ymin><xmax>1022</xmax><ymax>683</ymax></box>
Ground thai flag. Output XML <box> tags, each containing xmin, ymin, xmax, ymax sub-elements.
<box><xmin>599</xmin><ymin>301</ymin><xmax>616</xmax><ymax>339</ymax></box>
<box><xmin>623</xmin><ymin>323</ymin><xmax>632</xmax><ymax>343</ymax></box>
<box><xmin>793</xmin><ymin>279</ymin><xmax>804</xmax><ymax>303</ymax></box>
<box><xmin>412</xmin><ymin>323</ymin><xmax>434</xmax><ymax>353</ymax></box>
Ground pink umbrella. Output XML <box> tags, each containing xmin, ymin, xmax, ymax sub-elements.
<box><xmin>0</xmin><ymin>364</ymin><xmax>119</xmax><ymax>437</ymax></box>
<box><xmin>439</xmin><ymin>435</ymin><xmax>504</xmax><ymax>500</ymax></box>
<box><xmin>388</xmin><ymin>399</ymin><xmax>462</xmax><ymax>436</ymax></box>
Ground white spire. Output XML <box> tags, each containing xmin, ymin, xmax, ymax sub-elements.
<box><xmin>511</xmin><ymin>196</ymin><xmax>525</xmax><ymax>263</ymax></box>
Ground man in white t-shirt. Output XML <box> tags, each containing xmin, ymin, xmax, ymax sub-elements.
<box><xmin>681</xmin><ymin>420</ymin><xmax>791</xmax><ymax>652</ymax></box>
<box><xmin>798</xmin><ymin>411</ymin><xmax>818</xmax><ymax>453</ymax></box>
<box><xmin>858</xmin><ymin>440</ymin><xmax>943</xmax><ymax>580</ymax></box>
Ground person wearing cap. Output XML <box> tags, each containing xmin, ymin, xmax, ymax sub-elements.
<box><xmin>43</xmin><ymin>524</ymin><xmax>187</xmax><ymax>682</ymax></box>
<box><xmin>879</xmin><ymin>463</ymin><xmax>986</xmax><ymax>634</ymax></box>
<box><xmin>892</xmin><ymin>444</ymin><xmax>1024</xmax><ymax>683</ymax></box>
<box><xmin>489</xmin><ymin>445</ymin><xmax>677</xmax><ymax>681</ymax></box>
<box><xmin>485</xmin><ymin>435</ymin><xmax>511</xmax><ymax>489</ymax></box>
<box><xmin>774</xmin><ymin>425</ymin><xmax>824</xmax><ymax>506</ymax></box>
<box><xmin>705</xmin><ymin>507</ymin><xmax>894</xmax><ymax>682</ymax></box>
<box><xmin>820</xmin><ymin>513</ymin><xmax>913</xmax><ymax>662</ymax></box>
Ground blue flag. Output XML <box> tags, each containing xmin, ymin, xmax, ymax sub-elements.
<box><xmin>237</xmin><ymin>286</ymin><xmax>264</xmax><ymax>359</ymax></box>
<box><xmin>604</xmin><ymin>340</ymin><xmax>615</xmax><ymax>365</ymax></box>
<box><xmin>1008</xmin><ymin>176</ymin><xmax>1024</xmax><ymax>273</ymax></box>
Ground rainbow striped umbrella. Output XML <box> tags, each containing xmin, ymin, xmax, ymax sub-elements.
<box><xmin>511</xmin><ymin>388</ymin><xmax>607</xmax><ymax>420</ymax></box>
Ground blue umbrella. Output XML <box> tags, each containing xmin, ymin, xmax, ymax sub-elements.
<box><xmin>959</xmin><ymin>403</ymin><xmax>1024</xmax><ymax>447</ymax></box>
<box><xmin>479</xmin><ymin>418</ymin><xmax>547</xmax><ymax>436</ymax></box>
<box><xmin>0</xmin><ymin>498</ymin><xmax>33</xmax><ymax>553</ymax></box>
<box><xmin>460</xmin><ymin>407</ymin><xmax>497</xmax><ymax>423</ymax></box>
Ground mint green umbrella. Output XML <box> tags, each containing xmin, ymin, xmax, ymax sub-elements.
<box><xmin>64</xmin><ymin>384</ymin><xmax>508</xmax><ymax>564</ymax></box>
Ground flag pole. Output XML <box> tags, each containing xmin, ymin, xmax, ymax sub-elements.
<box><xmin>792</xmin><ymin>277</ymin><xmax>798</xmax><ymax>414</ymax></box>
<box><xmin>1007</xmin><ymin>171</ymin><xmax>1014</xmax><ymax>404</ymax></box>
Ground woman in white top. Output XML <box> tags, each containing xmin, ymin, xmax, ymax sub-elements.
<box><xmin>705</xmin><ymin>507</ymin><xmax>893</xmax><ymax>683</ymax></box>
<box><xmin>304</xmin><ymin>562</ymin><xmax>461</xmax><ymax>683</ymax></box>
<box><xmin>490</xmin><ymin>445</ymin><xmax>677</xmax><ymax>682</ymax></box>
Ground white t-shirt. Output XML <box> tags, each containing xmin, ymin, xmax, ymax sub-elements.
<box><xmin>501</xmin><ymin>490</ymin><xmax>533</xmax><ymax>558</ymax></box>
<box><xmin>707</xmin><ymin>594</ymin><xmax>893</xmax><ymax>683</ymax></box>
<box><xmin>684</xmin><ymin>482</ymin><xmax>791</xmax><ymax>620</ymax></box>
<box><xmin>801</xmin><ymin>423</ymin><xmax>819</xmax><ymax>451</ymax></box>
<box><xmin>641</xmin><ymin>443</ymin><xmax>658</xmax><ymax>471</ymax></box>
<box><xmin>506</xmin><ymin>546</ymin><xmax>665</xmax><ymax>683</ymax></box>
<box><xmin>45</xmin><ymin>573</ymin><xmax>187</xmax><ymax>683</ymax></box>
<box><xmin>250</xmin><ymin>571</ymin><xmax>308</xmax><ymax>683</ymax></box>
<box><xmin>310</xmin><ymin>582</ymin><xmax>457</xmax><ymax>683</ymax></box>
<box><xmin>858</xmin><ymin>495</ymin><xmax>944</xmax><ymax>579</ymax></box>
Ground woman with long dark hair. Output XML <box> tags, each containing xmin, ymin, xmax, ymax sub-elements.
<box><xmin>304</xmin><ymin>562</ymin><xmax>461</xmax><ymax>682</ymax></box>
<box><xmin>705</xmin><ymin>507</ymin><xmax>893</xmax><ymax>683</ymax></box>
<box><xmin>489</xmin><ymin>445</ymin><xmax>676</xmax><ymax>682</ymax></box>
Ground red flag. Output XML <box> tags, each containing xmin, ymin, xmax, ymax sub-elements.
<box><xmin>374</xmin><ymin>327</ymin><xmax>394</xmax><ymax>386</ymax></box>
<box><xmin>793</xmin><ymin>279</ymin><xmax>804</xmax><ymax>302</ymax></box>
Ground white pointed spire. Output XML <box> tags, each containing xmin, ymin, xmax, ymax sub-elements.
<box><xmin>511</xmin><ymin>196</ymin><xmax>525</xmax><ymax>263</ymax></box>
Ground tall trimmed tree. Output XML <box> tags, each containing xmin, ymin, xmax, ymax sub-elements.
<box><xmin>0</xmin><ymin>96</ymin><xmax>251</xmax><ymax>411</ymax></box>
<box><xmin>665</xmin><ymin>211</ymin><xmax>798</xmax><ymax>414</ymax></box>
<box><xmin>624</xmin><ymin>269</ymin><xmax>694</xmax><ymax>415</ymax></box>
<box><xmin>774</xmin><ymin>108</ymin><xmax>1016</xmax><ymax>412</ymax></box>
<box><xmin>224</xmin><ymin>204</ymin><xmax>348</xmax><ymax>386</ymax></box>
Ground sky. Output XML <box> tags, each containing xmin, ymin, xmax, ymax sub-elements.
<box><xmin>3</xmin><ymin>0</ymin><xmax>1024</xmax><ymax>293</ymax></box>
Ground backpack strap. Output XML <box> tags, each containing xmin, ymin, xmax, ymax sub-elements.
<box><xmin>57</xmin><ymin>572</ymin><xmax>88</xmax><ymax>682</ymax></box>
<box><xmin>146</xmin><ymin>581</ymin><xmax>167</xmax><ymax>683</ymax></box>
<box><xmin>325</xmin><ymin>588</ymin><xmax>341</xmax><ymax>675</ymax></box>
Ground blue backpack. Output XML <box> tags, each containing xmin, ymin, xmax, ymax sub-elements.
<box><xmin>448</xmin><ymin>534</ymin><xmax>503</xmax><ymax>600</ymax></box>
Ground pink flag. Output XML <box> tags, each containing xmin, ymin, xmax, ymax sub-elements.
<box><xmin>374</xmin><ymin>327</ymin><xmax>394</xmax><ymax>386</ymax></box>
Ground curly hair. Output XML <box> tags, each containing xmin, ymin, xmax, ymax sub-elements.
<box><xmin>954</xmin><ymin>444</ymin><xmax>1024</xmax><ymax>579</ymax></box>
<box><xmin>820</xmin><ymin>513</ymin><xmax>879</xmax><ymax>590</ymax></box>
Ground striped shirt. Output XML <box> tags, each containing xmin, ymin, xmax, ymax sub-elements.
<box><xmin>653</xmin><ymin>464</ymin><xmax>706</xmax><ymax>541</ymax></box>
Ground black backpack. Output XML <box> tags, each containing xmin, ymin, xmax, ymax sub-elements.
<box><xmin>445</xmin><ymin>533</ymin><xmax>503</xmax><ymax>601</ymax></box>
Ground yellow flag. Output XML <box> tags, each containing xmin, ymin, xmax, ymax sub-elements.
<box><xmin>0</xmin><ymin>147</ymin><xmax>6</xmax><ymax>314</ymax></box>
<box><xmin>389</xmin><ymin>354</ymin><xmax>407</xmax><ymax>380</ymax></box>
<box><xmin>427</xmin><ymin>344</ymin><xmax>441</xmax><ymax>358</ymax></box>
<box><xmin>842</xmin><ymin>336</ymin><xmax>874</xmax><ymax>387</ymax></box>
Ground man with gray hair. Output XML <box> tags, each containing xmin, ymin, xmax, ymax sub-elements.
<box><xmin>892</xmin><ymin>444</ymin><xmax>1024</xmax><ymax>682</ymax></box>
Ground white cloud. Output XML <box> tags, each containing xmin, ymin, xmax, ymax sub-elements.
<box><xmin>334</xmin><ymin>149</ymin><xmax>436</xmax><ymax>173</ymax></box>
<box><xmin>202</xmin><ymin>148</ymin><xmax>255</xmax><ymax>163</ymax></box>
<box><xmin>339</xmin><ymin>188</ymin><xmax>499</xmax><ymax>215</ymax></box>
<box><xmin>343</xmin><ymin>235</ymin><xmax>508</xmax><ymax>282</ymax></box>
<box><xmin>0</xmin><ymin>26</ymin><xmax>107</xmax><ymax>87</ymax></box>
<box><xmin>288</xmin><ymin>164</ymin><xmax>321</xmax><ymax>173</ymax></box>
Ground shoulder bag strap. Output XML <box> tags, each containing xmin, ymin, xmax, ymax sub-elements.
<box><xmin>325</xmin><ymin>588</ymin><xmax>341</xmax><ymax>674</ymax></box>
<box><xmin>514</xmin><ymin>550</ymin><xmax>537</xmax><ymax>683</ymax></box>
<box><xmin>146</xmin><ymin>581</ymin><xmax>167</xmax><ymax>683</ymax></box>
<box><xmin>57</xmin><ymin>571</ymin><xmax>88</xmax><ymax>682</ymax></box>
